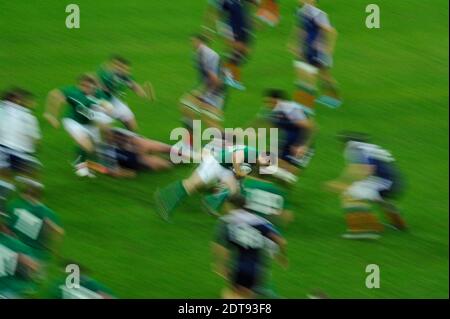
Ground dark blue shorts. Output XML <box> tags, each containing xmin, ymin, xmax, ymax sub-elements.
<box><xmin>232</xmin><ymin>262</ymin><xmax>262</xmax><ymax>290</ymax></box>
<box><xmin>0</xmin><ymin>145</ymin><xmax>40</xmax><ymax>175</ymax></box>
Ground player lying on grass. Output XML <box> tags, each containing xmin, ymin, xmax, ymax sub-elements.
<box><xmin>0</xmin><ymin>232</ymin><xmax>43</xmax><ymax>299</ymax></box>
<box><xmin>0</xmin><ymin>88</ymin><xmax>41</xmax><ymax>214</ymax></box>
<box><xmin>2</xmin><ymin>177</ymin><xmax>64</xmax><ymax>262</ymax></box>
<box><xmin>212</xmin><ymin>194</ymin><xmax>288</xmax><ymax>299</ymax></box>
<box><xmin>288</xmin><ymin>0</ymin><xmax>341</xmax><ymax>109</ymax></box>
<box><xmin>92</xmin><ymin>127</ymin><xmax>173</xmax><ymax>178</ymax></box>
<box><xmin>261</xmin><ymin>89</ymin><xmax>316</xmax><ymax>180</ymax></box>
<box><xmin>44</xmin><ymin>74</ymin><xmax>115</xmax><ymax>178</ymax></box>
<box><xmin>325</xmin><ymin>132</ymin><xmax>407</xmax><ymax>240</ymax></box>
<box><xmin>179</xmin><ymin>34</ymin><xmax>226</xmax><ymax>151</ymax></box>
<box><xmin>154</xmin><ymin>141</ymin><xmax>271</xmax><ymax>222</ymax></box>
<box><xmin>97</xmin><ymin>55</ymin><xmax>155</xmax><ymax>131</ymax></box>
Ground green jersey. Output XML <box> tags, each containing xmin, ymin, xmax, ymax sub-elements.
<box><xmin>61</xmin><ymin>86</ymin><xmax>107</xmax><ymax>125</ymax></box>
<box><xmin>6</xmin><ymin>196</ymin><xmax>62</xmax><ymax>259</ymax></box>
<box><xmin>242</xmin><ymin>178</ymin><xmax>287</xmax><ymax>217</ymax></box>
<box><xmin>97</xmin><ymin>67</ymin><xmax>133</xmax><ymax>97</ymax></box>
<box><xmin>0</xmin><ymin>233</ymin><xmax>38</xmax><ymax>298</ymax></box>
<box><xmin>215</xmin><ymin>145</ymin><xmax>259</xmax><ymax>169</ymax></box>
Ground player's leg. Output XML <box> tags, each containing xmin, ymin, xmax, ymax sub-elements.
<box><xmin>316</xmin><ymin>67</ymin><xmax>342</xmax><ymax>108</ymax></box>
<box><xmin>378</xmin><ymin>182</ymin><xmax>407</xmax><ymax>230</ymax></box>
<box><xmin>341</xmin><ymin>181</ymin><xmax>385</xmax><ymax>239</ymax></box>
<box><xmin>154</xmin><ymin>155</ymin><xmax>223</xmax><ymax>220</ymax></box>
<box><xmin>62</xmin><ymin>118</ymin><xmax>96</xmax><ymax>177</ymax></box>
<box><xmin>197</xmin><ymin>94</ymin><xmax>225</xmax><ymax>130</ymax></box>
<box><xmin>224</xmin><ymin>40</ymin><xmax>248</xmax><ymax>90</ymax></box>
<box><xmin>0</xmin><ymin>147</ymin><xmax>16</xmax><ymax>214</ymax></box>
<box><xmin>293</xmin><ymin>60</ymin><xmax>319</xmax><ymax>109</ymax></box>
<box><xmin>139</xmin><ymin>154</ymin><xmax>172</xmax><ymax>171</ymax></box>
<box><xmin>111</xmin><ymin>96</ymin><xmax>138</xmax><ymax>131</ymax></box>
<box><xmin>134</xmin><ymin>136</ymin><xmax>172</xmax><ymax>155</ymax></box>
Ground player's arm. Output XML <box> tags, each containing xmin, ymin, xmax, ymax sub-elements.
<box><xmin>232</xmin><ymin>150</ymin><xmax>246</xmax><ymax>178</ymax></box>
<box><xmin>44</xmin><ymin>89</ymin><xmax>66</xmax><ymax>128</ymax></box>
<box><xmin>317</xmin><ymin>13</ymin><xmax>338</xmax><ymax>56</ymax></box>
<box><xmin>130</xmin><ymin>81</ymin><xmax>148</xmax><ymax>99</ymax></box>
<box><xmin>325</xmin><ymin>163</ymin><xmax>374</xmax><ymax>193</ymax></box>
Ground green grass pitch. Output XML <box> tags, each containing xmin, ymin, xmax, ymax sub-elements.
<box><xmin>0</xmin><ymin>0</ymin><xmax>448</xmax><ymax>298</ymax></box>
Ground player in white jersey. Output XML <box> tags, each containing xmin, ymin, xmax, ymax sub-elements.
<box><xmin>326</xmin><ymin>132</ymin><xmax>407</xmax><ymax>240</ymax></box>
<box><xmin>0</xmin><ymin>88</ymin><xmax>41</xmax><ymax>213</ymax></box>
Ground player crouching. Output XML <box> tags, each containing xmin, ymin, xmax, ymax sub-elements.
<box><xmin>325</xmin><ymin>132</ymin><xmax>407</xmax><ymax>240</ymax></box>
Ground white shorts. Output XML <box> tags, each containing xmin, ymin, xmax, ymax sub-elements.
<box><xmin>346</xmin><ymin>177</ymin><xmax>393</xmax><ymax>202</ymax></box>
<box><xmin>111</xmin><ymin>96</ymin><xmax>135</xmax><ymax>122</ymax></box>
<box><xmin>62</xmin><ymin>118</ymin><xmax>101</xmax><ymax>144</ymax></box>
<box><xmin>195</xmin><ymin>154</ymin><xmax>234</xmax><ymax>185</ymax></box>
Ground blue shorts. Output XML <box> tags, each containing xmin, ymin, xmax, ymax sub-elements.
<box><xmin>0</xmin><ymin>145</ymin><xmax>40</xmax><ymax>175</ymax></box>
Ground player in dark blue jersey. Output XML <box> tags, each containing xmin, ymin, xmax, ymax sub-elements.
<box><xmin>212</xmin><ymin>195</ymin><xmax>288</xmax><ymax>298</ymax></box>
<box><xmin>289</xmin><ymin>0</ymin><xmax>341</xmax><ymax>109</ymax></box>
<box><xmin>326</xmin><ymin>133</ymin><xmax>407</xmax><ymax>240</ymax></box>
<box><xmin>206</xmin><ymin>0</ymin><xmax>257</xmax><ymax>90</ymax></box>
<box><xmin>262</xmin><ymin>89</ymin><xmax>315</xmax><ymax>179</ymax></box>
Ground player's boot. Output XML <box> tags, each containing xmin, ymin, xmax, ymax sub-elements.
<box><xmin>75</xmin><ymin>162</ymin><xmax>95</xmax><ymax>178</ymax></box>
<box><xmin>224</xmin><ymin>71</ymin><xmax>246</xmax><ymax>91</ymax></box>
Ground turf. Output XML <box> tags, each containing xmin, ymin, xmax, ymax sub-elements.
<box><xmin>0</xmin><ymin>0</ymin><xmax>448</xmax><ymax>298</ymax></box>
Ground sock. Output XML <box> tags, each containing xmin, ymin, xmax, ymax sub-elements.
<box><xmin>203</xmin><ymin>189</ymin><xmax>230</xmax><ymax>214</ymax></box>
<box><xmin>157</xmin><ymin>180</ymin><xmax>189</xmax><ymax>215</ymax></box>
<box><xmin>294</xmin><ymin>84</ymin><xmax>317</xmax><ymax>109</ymax></box>
<box><xmin>345</xmin><ymin>208</ymin><xmax>384</xmax><ymax>233</ymax></box>
<box><xmin>321</xmin><ymin>81</ymin><xmax>340</xmax><ymax>100</ymax></box>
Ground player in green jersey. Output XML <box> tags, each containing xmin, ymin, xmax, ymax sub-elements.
<box><xmin>97</xmin><ymin>55</ymin><xmax>154</xmax><ymax>131</ymax></box>
<box><xmin>0</xmin><ymin>232</ymin><xmax>42</xmax><ymax>299</ymax></box>
<box><xmin>44</xmin><ymin>74</ymin><xmax>114</xmax><ymax>177</ymax></box>
<box><xmin>3</xmin><ymin>177</ymin><xmax>64</xmax><ymax>261</ymax></box>
<box><xmin>203</xmin><ymin>176</ymin><xmax>294</xmax><ymax>226</ymax></box>
<box><xmin>154</xmin><ymin>143</ymin><xmax>271</xmax><ymax>221</ymax></box>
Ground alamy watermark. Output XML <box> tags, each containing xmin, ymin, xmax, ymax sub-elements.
<box><xmin>169</xmin><ymin>120</ymin><xmax>279</xmax><ymax>172</ymax></box>
<box><xmin>365</xmin><ymin>264</ymin><xmax>381</xmax><ymax>289</ymax></box>
<box><xmin>366</xmin><ymin>4</ymin><xmax>381</xmax><ymax>29</ymax></box>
